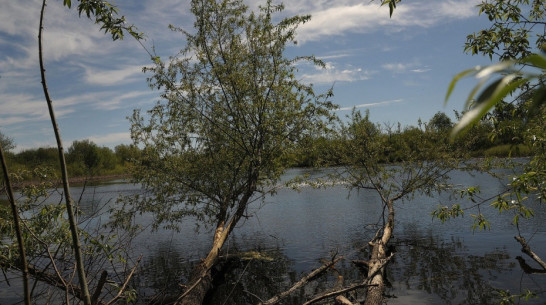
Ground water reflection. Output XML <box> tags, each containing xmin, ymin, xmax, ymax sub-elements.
<box><xmin>388</xmin><ymin>225</ymin><xmax>513</xmax><ymax>305</ymax></box>
<box><xmin>133</xmin><ymin>226</ymin><xmax>544</xmax><ymax>305</ymax></box>
<box><xmin>2</xmin><ymin>169</ymin><xmax>545</xmax><ymax>304</ymax></box>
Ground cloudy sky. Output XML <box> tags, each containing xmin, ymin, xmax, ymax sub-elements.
<box><xmin>0</xmin><ymin>0</ymin><xmax>494</xmax><ymax>152</ymax></box>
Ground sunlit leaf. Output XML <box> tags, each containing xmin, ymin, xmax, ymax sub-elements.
<box><xmin>445</xmin><ymin>67</ymin><xmax>481</xmax><ymax>104</ymax></box>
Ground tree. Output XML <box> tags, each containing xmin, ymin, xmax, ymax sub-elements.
<box><xmin>0</xmin><ymin>130</ymin><xmax>15</xmax><ymax>153</ymax></box>
<box><xmin>67</xmin><ymin>139</ymin><xmax>102</xmax><ymax>175</ymax></box>
<box><xmin>117</xmin><ymin>0</ymin><xmax>334</xmax><ymax>304</ymax></box>
<box><xmin>0</xmin><ymin>140</ymin><xmax>30</xmax><ymax>305</ymax></box>
<box><xmin>439</xmin><ymin>0</ymin><xmax>546</xmax><ymax>285</ymax></box>
<box><xmin>114</xmin><ymin>143</ymin><xmax>141</xmax><ymax>166</ymax></box>
<box><xmin>428</xmin><ymin>111</ymin><xmax>453</xmax><ymax>132</ymax></box>
<box><xmin>34</xmin><ymin>0</ymin><xmax>142</xmax><ymax>304</ymax></box>
<box><xmin>307</xmin><ymin>110</ymin><xmax>463</xmax><ymax>305</ymax></box>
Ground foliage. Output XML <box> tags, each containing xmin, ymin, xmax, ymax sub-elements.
<box><xmin>67</xmin><ymin>139</ymin><xmax>102</xmax><ymax>175</ymax></box>
<box><xmin>114</xmin><ymin>144</ymin><xmax>141</xmax><ymax>166</ymax></box>
<box><xmin>0</xmin><ymin>130</ymin><xmax>15</xmax><ymax>153</ymax></box>
<box><xmin>0</xmin><ymin>167</ymin><xmax>137</xmax><ymax>304</ymax></box>
<box><xmin>428</xmin><ymin>111</ymin><xmax>453</xmax><ymax>132</ymax></box>
<box><xmin>379</xmin><ymin>0</ymin><xmax>401</xmax><ymax>17</ymax></box>
<box><xmin>465</xmin><ymin>0</ymin><xmax>546</xmax><ymax>61</ymax></box>
<box><xmin>62</xmin><ymin>0</ymin><xmax>143</xmax><ymax>40</ymax></box>
<box><xmin>339</xmin><ymin>109</ymin><xmax>462</xmax><ymax>202</ymax></box>
<box><xmin>445</xmin><ymin>53</ymin><xmax>546</xmax><ymax>136</ymax></box>
<box><xmin>120</xmin><ymin>0</ymin><xmax>334</xmax><ymax>231</ymax></box>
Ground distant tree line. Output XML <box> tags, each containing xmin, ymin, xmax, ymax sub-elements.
<box><xmin>1</xmin><ymin>98</ymin><xmax>535</xmax><ymax>182</ymax></box>
<box><xmin>290</xmin><ymin>100</ymin><xmax>535</xmax><ymax>168</ymax></box>
<box><xmin>1</xmin><ymin>138</ymin><xmax>140</xmax><ymax>180</ymax></box>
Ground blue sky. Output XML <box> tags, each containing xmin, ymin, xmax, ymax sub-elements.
<box><xmin>0</xmin><ymin>0</ymin><xmax>495</xmax><ymax>152</ymax></box>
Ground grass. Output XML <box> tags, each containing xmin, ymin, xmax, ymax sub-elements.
<box><xmin>483</xmin><ymin>144</ymin><xmax>532</xmax><ymax>157</ymax></box>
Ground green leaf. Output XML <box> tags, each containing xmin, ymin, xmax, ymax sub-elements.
<box><xmin>64</xmin><ymin>0</ymin><xmax>72</xmax><ymax>8</ymax></box>
<box><xmin>521</xmin><ymin>53</ymin><xmax>546</xmax><ymax>69</ymax></box>
<box><xmin>445</xmin><ymin>66</ymin><xmax>481</xmax><ymax>105</ymax></box>
<box><xmin>451</xmin><ymin>75</ymin><xmax>527</xmax><ymax>137</ymax></box>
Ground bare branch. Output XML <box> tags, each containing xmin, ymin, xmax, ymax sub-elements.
<box><xmin>258</xmin><ymin>256</ymin><xmax>344</xmax><ymax>305</ymax></box>
<box><xmin>514</xmin><ymin>235</ymin><xmax>546</xmax><ymax>270</ymax></box>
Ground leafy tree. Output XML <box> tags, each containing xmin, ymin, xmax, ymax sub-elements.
<box><xmin>0</xmin><ymin>139</ymin><xmax>30</xmax><ymax>305</ymax></box>
<box><xmin>67</xmin><ymin>140</ymin><xmax>102</xmax><ymax>176</ymax></box>
<box><xmin>66</xmin><ymin>140</ymin><xmax>118</xmax><ymax>176</ymax></box>
<box><xmin>29</xmin><ymin>0</ymin><xmax>142</xmax><ymax>303</ymax></box>
<box><xmin>428</xmin><ymin>111</ymin><xmax>453</xmax><ymax>132</ymax></box>
<box><xmin>387</xmin><ymin>0</ymin><xmax>546</xmax><ymax>283</ymax></box>
<box><xmin>118</xmin><ymin>0</ymin><xmax>334</xmax><ymax>303</ymax></box>
<box><xmin>114</xmin><ymin>143</ymin><xmax>141</xmax><ymax>166</ymax></box>
<box><xmin>440</xmin><ymin>0</ymin><xmax>546</xmax><ymax>281</ymax></box>
<box><xmin>319</xmin><ymin>110</ymin><xmax>463</xmax><ymax>305</ymax></box>
<box><xmin>0</xmin><ymin>130</ymin><xmax>15</xmax><ymax>153</ymax></box>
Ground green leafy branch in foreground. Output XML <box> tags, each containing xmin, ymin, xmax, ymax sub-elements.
<box><xmin>496</xmin><ymin>288</ymin><xmax>538</xmax><ymax>305</ymax></box>
<box><xmin>62</xmin><ymin>0</ymin><xmax>143</xmax><ymax>40</ymax></box>
<box><xmin>445</xmin><ymin>53</ymin><xmax>546</xmax><ymax>137</ymax></box>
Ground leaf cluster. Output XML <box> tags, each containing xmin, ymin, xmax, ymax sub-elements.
<box><xmin>465</xmin><ymin>0</ymin><xmax>545</xmax><ymax>61</ymax></box>
<box><xmin>63</xmin><ymin>0</ymin><xmax>143</xmax><ymax>40</ymax></box>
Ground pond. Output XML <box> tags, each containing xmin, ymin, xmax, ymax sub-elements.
<box><xmin>1</xmin><ymin>166</ymin><xmax>545</xmax><ymax>304</ymax></box>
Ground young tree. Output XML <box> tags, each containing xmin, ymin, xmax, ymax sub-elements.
<box><xmin>320</xmin><ymin>110</ymin><xmax>463</xmax><ymax>305</ymax></box>
<box><xmin>35</xmin><ymin>0</ymin><xmax>142</xmax><ymax>304</ymax></box>
<box><xmin>0</xmin><ymin>140</ymin><xmax>30</xmax><ymax>305</ymax></box>
<box><xmin>118</xmin><ymin>0</ymin><xmax>333</xmax><ymax>303</ymax></box>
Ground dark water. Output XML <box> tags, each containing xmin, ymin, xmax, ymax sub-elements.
<box><xmin>1</xmin><ymin>167</ymin><xmax>545</xmax><ymax>304</ymax></box>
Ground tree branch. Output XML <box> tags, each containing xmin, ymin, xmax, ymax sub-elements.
<box><xmin>303</xmin><ymin>253</ymin><xmax>394</xmax><ymax>305</ymax></box>
<box><xmin>257</xmin><ymin>256</ymin><xmax>344</xmax><ymax>305</ymax></box>
<box><xmin>514</xmin><ymin>235</ymin><xmax>546</xmax><ymax>270</ymax></box>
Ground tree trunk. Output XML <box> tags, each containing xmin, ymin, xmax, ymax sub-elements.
<box><xmin>0</xmin><ymin>143</ymin><xmax>31</xmax><ymax>305</ymax></box>
<box><xmin>176</xmin><ymin>178</ymin><xmax>256</xmax><ymax>305</ymax></box>
<box><xmin>38</xmin><ymin>1</ymin><xmax>92</xmax><ymax>304</ymax></box>
<box><xmin>364</xmin><ymin>199</ymin><xmax>395</xmax><ymax>305</ymax></box>
<box><xmin>175</xmin><ymin>219</ymin><xmax>235</xmax><ymax>305</ymax></box>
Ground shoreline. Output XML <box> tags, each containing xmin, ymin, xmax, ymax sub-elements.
<box><xmin>2</xmin><ymin>174</ymin><xmax>131</xmax><ymax>190</ymax></box>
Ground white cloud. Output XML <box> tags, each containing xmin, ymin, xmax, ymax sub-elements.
<box><xmin>84</xmin><ymin>65</ymin><xmax>144</xmax><ymax>86</ymax></box>
<box><xmin>95</xmin><ymin>91</ymin><xmax>155</xmax><ymax>111</ymax></box>
<box><xmin>297</xmin><ymin>3</ymin><xmax>388</xmax><ymax>43</ymax></box>
<box><xmin>337</xmin><ymin>99</ymin><xmax>404</xmax><ymax>111</ymax></box>
<box><xmin>382</xmin><ymin>62</ymin><xmax>413</xmax><ymax>73</ymax></box>
<box><xmin>410</xmin><ymin>68</ymin><xmax>431</xmax><ymax>73</ymax></box>
<box><xmin>295</xmin><ymin>0</ymin><xmax>480</xmax><ymax>43</ymax></box>
<box><xmin>85</xmin><ymin>132</ymin><xmax>132</xmax><ymax>147</ymax></box>
<box><xmin>382</xmin><ymin>62</ymin><xmax>430</xmax><ymax>74</ymax></box>
<box><xmin>301</xmin><ymin>62</ymin><xmax>373</xmax><ymax>84</ymax></box>
<box><xmin>0</xmin><ymin>93</ymin><xmax>50</xmax><ymax>122</ymax></box>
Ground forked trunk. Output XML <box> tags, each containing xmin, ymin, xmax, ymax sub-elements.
<box><xmin>176</xmin><ymin>220</ymin><xmax>232</xmax><ymax>305</ymax></box>
<box><xmin>176</xmin><ymin>183</ymin><xmax>256</xmax><ymax>305</ymax></box>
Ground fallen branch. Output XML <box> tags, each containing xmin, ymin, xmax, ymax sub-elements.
<box><xmin>303</xmin><ymin>253</ymin><xmax>394</xmax><ymax>305</ymax></box>
<box><xmin>303</xmin><ymin>282</ymin><xmax>372</xmax><ymax>305</ymax></box>
<box><xmin>515</xmin><ymin>256</ymin><xmax>546</xmax><ymax>274</ymax></box>
<box><xmin>335</xmin><ymin>295</ymin><xmax>354</xmax><ymax>305</ymax></box>
<box><xmin>257</xmin><ymin>256</ymin><xmax>344</xmax><ymax>305</ymax></box>
<box><xmin>514</xmin><ymin>236</ymin><xmax>546</xmax><ymax>270</ymax></box>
